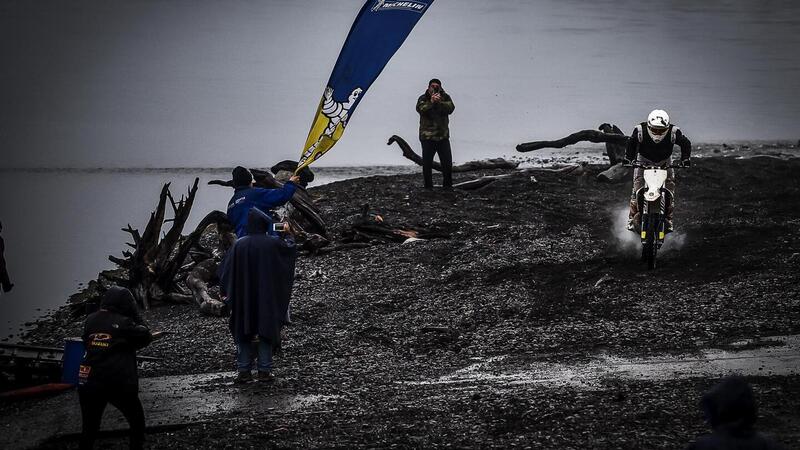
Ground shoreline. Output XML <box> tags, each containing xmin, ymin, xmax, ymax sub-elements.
<box><xmin>0</xmin><ymin>139</ymin><xmax>797</xmax><ymax>173</ymax></box>
<box><xmin>3</xmin><ymin>147</ymin><xmax>800</xmax><ymax>447</ymax></box>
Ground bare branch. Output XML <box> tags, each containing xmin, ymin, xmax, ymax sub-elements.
<box><xmin>387</xmin><ymin>135</ymin><xmax>518</xmax><ymax>171</ymax></box>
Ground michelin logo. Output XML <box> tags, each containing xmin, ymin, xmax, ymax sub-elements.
<box><xmin>371</xmin><ymin>0</ymin><xmax>427</xmax><ymax>13</ymax></box>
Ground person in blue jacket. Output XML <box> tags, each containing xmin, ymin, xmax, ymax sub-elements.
<box><xmin>226</xmin><ymin>166</ymin><xmax>300</xmax><ymax>238</ymax></box>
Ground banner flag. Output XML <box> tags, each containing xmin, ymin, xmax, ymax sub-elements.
<box><xmin>296</xmin><ymin>0</ymin><xmax>435</xmax><ymax>172</ymax></box>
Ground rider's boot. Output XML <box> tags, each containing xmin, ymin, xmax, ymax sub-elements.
<box><xmin>665</xmin><ymin>192</ymin><xmax>675</xmax><ymax>233</ymax></box>
<box><xmin>627</xmin><ymin>199</ymin><xmax>639</xmax><ymax>233</ymax></box>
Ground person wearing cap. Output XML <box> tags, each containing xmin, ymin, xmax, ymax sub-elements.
<box><xmin>623</xmin><ymin>109</ymin><xmax>692</xmax><ymax>233</ymax></box>
<box><xmin>227</xmin><ymin>166</ymin><xmax>300</xmax><ymax>238</ymax></box>
<box><xmin>218</xmin><ymin>207</ymin><xmax>296</xmax><ymax>383</ymax></box>
<box><xmin>416</xmin><ymin>78</ymin><xmax>455</xmax><ymax>189</ymax></box>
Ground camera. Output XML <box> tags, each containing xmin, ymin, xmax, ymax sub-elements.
<box><xmin>272</xmin><ymin>223</ymin><xmax>287</xmax><ymax>233</ymax></box>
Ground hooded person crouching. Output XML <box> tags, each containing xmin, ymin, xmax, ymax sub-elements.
<box><xmin>687</xmin><ymin>376</ymin><xmax>784</xmax><ymax>450</ymax></box>
<box><xmin>218</xmin><ymin>207</ymin><xmax>296</xmax><ymax>383</ymax></box>
<box><xmin>79</xmin><ymin>286</ymin><xmax>153</xmax><ymax>450</ymax></box>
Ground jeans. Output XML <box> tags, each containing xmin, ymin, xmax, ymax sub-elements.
<box><xmin>79</xmin><ymin>385</ymin><xmax>145</xmax><ymax>450</ymax></box>
<box><xmin>421</xmin><ymin>138</ymin><xmax>453</xmax><ymax>188</ymax></box>
<box><xmin>236</xmin><ymin>337</ymin><xmax>273</xmax><ymax>372</ymax></box>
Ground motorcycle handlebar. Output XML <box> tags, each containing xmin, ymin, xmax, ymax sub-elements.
<box><xmin>622</xmin><ymin>162</ymin><xmax>686</xmax><ymax>169</ymax></box>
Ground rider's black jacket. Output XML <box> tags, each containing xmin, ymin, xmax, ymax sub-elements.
<box><xmin>625</xmin><ymin>122</ymin><xmax>692</xmax><ymax>163</ymax></box>
<box><xmin>80</xmin><ymin>287</ymin><xmax>152</xmax><ymax>389</ymax></box>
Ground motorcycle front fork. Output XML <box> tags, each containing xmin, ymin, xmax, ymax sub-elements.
<box><xmin>639</xmin><ymin>191</ymin><xmax>667</xmax><ymax>247</ymax></box>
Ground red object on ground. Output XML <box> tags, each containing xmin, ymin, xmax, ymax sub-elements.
<box><xmin>0</xmin><ymin>383</ymin><xmax>74</xmax><ymax>401</ymax></box>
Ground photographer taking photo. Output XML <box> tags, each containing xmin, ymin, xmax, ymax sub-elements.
<box><xmin>416</xmin><ymin>78</ymin><xmax>455</xmax><ymax>190</ymax></box>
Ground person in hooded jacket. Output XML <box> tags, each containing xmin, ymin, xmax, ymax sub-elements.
<box><xmin>78</xmin><ymin>286</ymin><xmax>152</xmax><ymax>450</ymax></box>
<box><xmin>687</xmin><ymin>376</ymin><xmax>784</xmax><ymax>450</ymax></box>
<box><xmin>218</xmin><ymin>207</ymin><xmax>296</xmax><ymax>383</ymax></box>
<box><xmin>227</xmin><ymin>166</ymin><xmax>300</xmax><ymax>238</ymax></box>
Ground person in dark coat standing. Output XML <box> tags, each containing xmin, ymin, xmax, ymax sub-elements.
<box><xmin>0</xmin><ymin>221</ymin><xmax>13</xmax><ymax>293</ymax></box>
<box><xmin>219</xmin><ymin>207</ymin><xmax>296</xmax><ymax>383</ymax></box>
<box><xmin>78</xmin><ymin>286</ymin><xmax>153</xmax><ymax>450</ymax></box>
<box><xmin>686</xmin><ymin>376</ymin><xmax>784</xmax><ymax>450</ymax></box>
<box><xmin>416</xmin><ymin>78</ymin><xmax>455</xmax><ymax>189</ymax></box>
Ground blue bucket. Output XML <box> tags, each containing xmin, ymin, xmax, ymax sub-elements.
<box><xmin>62</xmin><ymin>337</ymin><xmax>85</xmax><ymax>385</ymax></box>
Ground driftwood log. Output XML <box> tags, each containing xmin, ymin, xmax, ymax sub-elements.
<box><xmin>516</xmin><ymin>124</ymin><xmax>632</xmax><ymax>183</ymax></box>
<box><xmin>184</xmin><ymin>220</ymin><xmax>236</xmax><ymax>316</ymax></box>
<box><xmin>598</xmin><ymin>123</ymin><xmax>628</xmax><ymax>165</ymax></box>
<box><xmin>271</xmin><ymin>160</ymin><xmax>315</xmax><ymax>187</ymax></box>
<box><xmin>596</xmin><ymin>163</ymin><xmax>629</xmax><ymax>183</ymax></box>
<box><xmin>186</xmin><ymin>259</ymin><xmax>227</xmax><ymax>316</ymax></box>
<box><xmin>453</xmin><ymin>174</ymin><xmax>512</xmax><ymax>191</ymax></box>
<box><xmin>342</xmin><ymin>204</ymin><xmax>449</xmax><ymax>244</ymax></box>
<box><xmin>387</xmin><ymin>135</ymin><xmax>519</xmax><ymax>172</ymax></box>
<box><xmin>108</xmin><ymin>178</ymin><xmax>232</xmax><ymax>310</ymax></box>
<box><xmin>516</xmin><ymin>126</ymin><xmax>629</xmax><ymax>153</ymax></box>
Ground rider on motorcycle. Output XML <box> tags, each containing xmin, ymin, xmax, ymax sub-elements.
<box><xmin>623</xmin><ymin>109</ymin><xmax>692</xmax><ymax>233</ymax></box>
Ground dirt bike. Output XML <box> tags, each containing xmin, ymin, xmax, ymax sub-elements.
<box><xmin>624</xmin><ymin>161</ymin><xmax>686</xmax><ymax>270</ymax></box>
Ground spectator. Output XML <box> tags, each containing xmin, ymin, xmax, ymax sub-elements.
<box><xmin>78</xmin><ymin>286</ymin><xmax>153</xmax><ymax>450</ymax></box>
<box><xmin>227</xmin><ymin>166</ymin><xmax>300</xmax><ymax>238</ymax></box>
<box><xmin>416</xmin><ymin>78</ymin><xmax>455</xmax><ymax>189</ymax></box>
<box><xmin>218</xmin><ymin>207</ymin><xmax>296</xmax><ymax>383</ymax></box>
<box><xmin>687</xmin><ymin>376</ymin><xmax>784</xmax><ymax>450</ymax></box>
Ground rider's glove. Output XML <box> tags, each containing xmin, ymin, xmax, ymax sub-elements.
<box><xmin>622</xmin><ymin>158</ymin><xmax>632</xmax><ymax>166</ymax></box>
<box><xmin>680</xmin><ymin>159</ymin><xmax>692</xmax><ymax>168</ymax></box>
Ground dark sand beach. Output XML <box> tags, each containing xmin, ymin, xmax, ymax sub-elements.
<box><xmin>3</xmin><ymin>146</ymin><xmax>799</xmax><ymax>448</ymax></box>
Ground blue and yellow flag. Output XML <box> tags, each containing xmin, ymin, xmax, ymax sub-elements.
<box><xmin>297</xmin><ymin>0</ymin><xmax>435</xmax><ymax>172</ymax></box>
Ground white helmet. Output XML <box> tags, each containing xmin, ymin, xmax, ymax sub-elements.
<box><xmin>647</xmin><ymin>109</ymin><xmax>670</xmax><ymax>130</ymax></box>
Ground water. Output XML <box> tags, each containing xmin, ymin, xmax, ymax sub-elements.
<box><xmin>0</xmin><ymin>167</ymin><xmax>413</xmax><ymax>338</ymax></box>
<box><xmin>2</xmin><ymin>0</ymin><xmax>799</xmax><ymax>169</ymax></box>
<box><xmin>3</xmin><ymin>0</ymin><xmax>800</xmax><ymax>335</ymax></box>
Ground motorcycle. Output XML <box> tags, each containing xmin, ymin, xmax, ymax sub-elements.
<box><xmin>624</xmin><ymin>161</ymin><xmax>686</xmax><ymax>270</ymax></box>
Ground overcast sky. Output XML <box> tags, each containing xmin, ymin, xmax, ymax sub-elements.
<box><xmin>1</xmin><ymin>0</ymin><xmax>799</xmax><ymax>168</ymax></box>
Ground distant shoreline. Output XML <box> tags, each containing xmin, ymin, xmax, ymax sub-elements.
<box><xmin>1</xmin><ymin>140</ymin><xmax>796</xmax><ymax>173</ymax></box>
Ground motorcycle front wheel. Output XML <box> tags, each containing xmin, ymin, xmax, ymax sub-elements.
<box><xmin>646</xmin><ymin>234</ymin><xmax>658</xmax><ymax>270</ymax></box>
<box><xmin>641</xmin><ymin>214</ymin><xmax>658</xmax><ymax>270</ymax></box>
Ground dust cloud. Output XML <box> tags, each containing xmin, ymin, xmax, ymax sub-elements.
<box><xmin>609</xmin><ymin>206</ymin><xmax>689</xmax><ymax>255</ymax></box>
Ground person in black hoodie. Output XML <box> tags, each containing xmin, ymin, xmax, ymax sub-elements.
<box><xmin>78</xmin><ymin>286</ymin><xmax>152</xmax><ymax>450</ymax></box>
<box><xmin>687</xmin><ymin>376</ymin><xmax>784</xmax><ymax>450</ymax></box>
<box><xmin>218</xmin><ymin>207</ymin><xmax>296</xmax><ymax>383</ymax></box>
